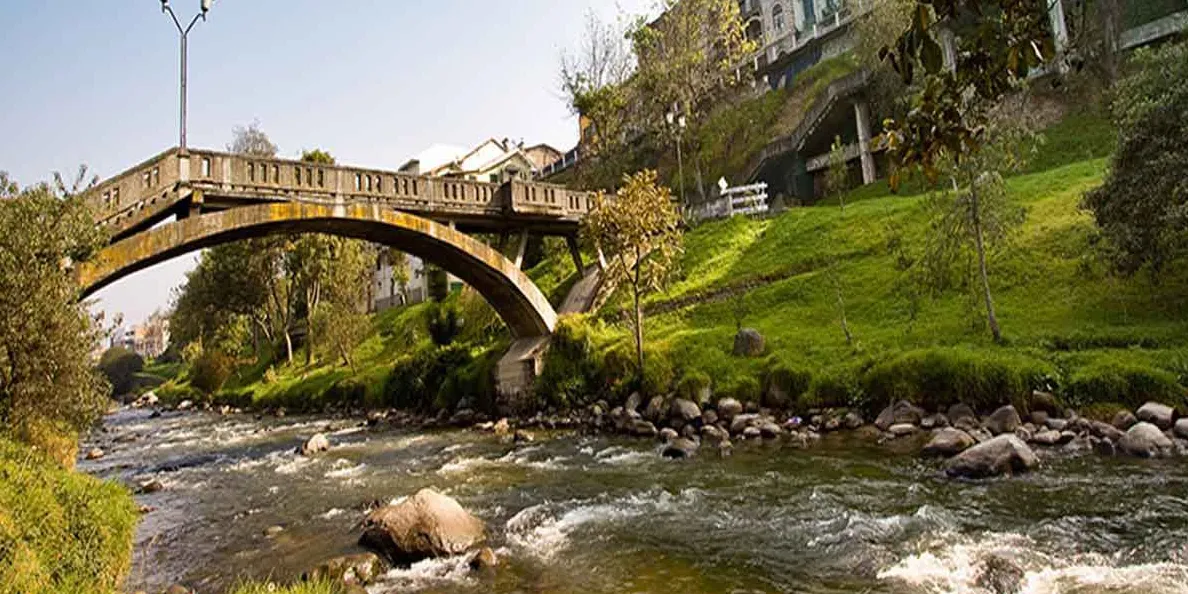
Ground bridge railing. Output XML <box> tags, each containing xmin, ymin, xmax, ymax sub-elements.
<box><xmin>85</xmin><ymin>148</ymin><xmax>180</xmax><ymax>226</ymax></box>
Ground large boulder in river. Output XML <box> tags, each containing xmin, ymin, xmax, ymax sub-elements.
<box><xmin>716</xmin><ymin>398</ymin><xmax>744</xmax><ymax>421</ymax></box>
<box><xmin>1174</xmin><ymin>419</ymin><xmax>1188</xmax><ymax>440</ymax></box>
<box><xmin>875</xmin><ymin>400</ymin><xmax>924</xmax><ymax>431</ymax></box>
<box><xmin>360</xmin><ymin>488</ymin><xmax>486</xmax><ymax>564</ymax></box>
<box><xmin>299</xmin><ymin>433</ymin><xmax>331</xmax><ymax>456</ymax></box>
<box><xmin>669</xmin><ymin>398</ymin><xmax>701</xmax><ymax>423</ymax></box>
<box><xmin>304</xmin><ymin>552</ymin><xmax>386</xmax><ymax>586</ymax></box>
<box><xmin>944</xmin><ymin>435</ymin><xmax>1038</xmax><ymax>479</ymax></box>
<box><xmin>733</xmin><ymin>328</ymin><xmax>766</xmax><ymax>357</ymax></box>
<box><xmin>984</xmin><ymin>405</ymin><xmax>1022</xmax><ymax>436</ymax></box>
<box><xmin>1118</xmin><ymin>422</ymin><xmax>1173</xmax><ymax>458</ymax></box>
<box><xmin>1136</xmin><ymin>402</ymin><xmax>1175</xmax><ymax>430</ymax></box>
<box><xmin>922</xmin><ymin>428</ymin><xmax>975</xmax><ymax>457</ymax></box>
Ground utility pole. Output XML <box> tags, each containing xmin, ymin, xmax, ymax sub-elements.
<box><xmin>160</xmin><ymin>0</ymin><xmax>214</xmax><ymax>154</ymax></box>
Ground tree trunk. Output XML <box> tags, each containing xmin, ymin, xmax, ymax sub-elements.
<box><xmin>283</xmin><ymin>331</ymin><xmax>294</xmax><ymax>364</ymax></box>
<box><xmin>970</xmin><ymin>189</ymin><xmax>1002</xmax><ymax>343</ymax></box>
<box><xmin>833</xmin><ymin>270</ymin><xmax>853</xmax><ymax>346</ymax></box>
<box><xmin>632</xmin><ymin>246</ymin><xmax>645</xmax><ymax>378</ymax></box>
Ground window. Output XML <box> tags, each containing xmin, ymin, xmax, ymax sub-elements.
<box><xmin>772</xmin><ymin>4</ymin><xmax>785</xmax><ymax>32</ymax></box>
<box><xmin>202</xmin><ymin>158</ymin><xmax>211</xmax><ymax>178</ymax></box>
<box><xmin>801</xmin><ymin>0</ymin><xmax>817</xmax><ymax>27</ymax></box>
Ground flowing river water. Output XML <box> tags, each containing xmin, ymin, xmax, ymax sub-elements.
<box><xmin>81</xmin><ymin>408</ymin><xmax>1188</xmax><ymax>594</ymax></box>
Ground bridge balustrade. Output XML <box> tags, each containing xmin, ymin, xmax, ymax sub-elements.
<box><xmin>87</xmin><ymin>149</ymin><xmax>179</xmax><ymax>227</ymax></box>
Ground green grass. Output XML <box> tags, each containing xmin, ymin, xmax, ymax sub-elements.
<box><xmin>0</xmin><ymin>436</ymin><xmax>139</xmax><ymax>594</ymax></box>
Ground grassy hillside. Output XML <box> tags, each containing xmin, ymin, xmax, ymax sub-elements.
<box><xmin>0</xmin><ymin>437</ymin><xmax>138</xmax><ymax>594</ymax></box>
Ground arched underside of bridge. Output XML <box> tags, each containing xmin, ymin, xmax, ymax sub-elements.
<box><xmin>77</xmin><ymin>202</ymin><xmax>558</xmax><ymax>338</ymax></box>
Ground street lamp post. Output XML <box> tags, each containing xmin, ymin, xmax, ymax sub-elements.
<box><xmin>665</xmin><ymin>108</ymin><xmax>687</xmax><ymax>209</ymax></box>
<box><xmin>160</xmin><ymin>0</ymin><xmax>213</xmax><ymax>154</ymax></box>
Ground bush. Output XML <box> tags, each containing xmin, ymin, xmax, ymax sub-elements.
<box><xmin>676</xmin><ymin>371</ymin><xmax>712</xmax><ymax>404</ymax></box>
<box><xmin>861</xmin><ymin>347</ymin><xmax>1054</xmax><ymax>413</ymax></box>
<box><xmin>0</xmin><ymin>436</ymin><xmax>138</xmax><ymax>593</ymax></box>
<box><xmin>383</xmin><ymin>345</ymin><xmax>473</xmax><ymax>412</ymax></box>
<box><xmin>802</xmin><ymin>368</ymin><xmax>863</xmax><ymax>411</ymax></box>
<box><xmin>763</xmin><ymin>360</ymin><xmax>813</xmax><ymax>409</ymax></box>
<box><xmin>156</xmin><ymin>382</ymin><xmax>202</xmax><ymax>407</ymax></box>
<box><xmin>190</xmin><ymin>349</ymin><xmax>235</xmax><ymax>396</ymax></box>
<box><xmin>727</xmin><ymin>375</ymin><xmax>762</xmax><ymax>405</ymax></box>
<box><xmin>325</xmin><ymin>378</ymin><xmax>366</xmax><ymax>410</ymax></box>
<box><xmin>536</xmin><ymin>316</ymin><xmax>604</xmax><ymax>409</ymax></box>
<box><xmin>1065</xmin><ymin>359</ymin><xmax>1185</xmax><ymax>409</ymax></box>
<box><xmin>426</xmin><ymin>302</ymin><xmax>461</xmax><ymax>346</ymax></box>
<box><xmin>639</xmin><ymin>351</ymin><xmax>675</xmax><ymax>397</ymax></box>
<box><xmin>97</xmin><ymin>347</ymin><xmax>144</xmax><ymax>397</ymax></box>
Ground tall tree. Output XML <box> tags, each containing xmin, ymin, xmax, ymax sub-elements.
<box><xmin>228</xmin><ymin>120</ymin><xmax>278</xmax><ymax>157</ymax></box>
<box><xmin>1083</xmin><ymin>41</ymin><xmax>1188</xmax><ymax>276</ymax></box>
<box><xmin>0</xmin><ymin>174</ymin><xmax>108</xmax><ymax>458</ymax></box>
<box><xmin>630</xmin><ymin>0</ymin><xmax>756</xmax><ymax>202</ymax></box>
<box><xmin>582</xmin><ymin>170</ymin><xmax>683</xmax><ymax>376</ymax></box>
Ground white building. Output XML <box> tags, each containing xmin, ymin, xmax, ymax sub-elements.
<box><xmin>372</xmin><ymin>138</ymin><xmax>558</xmax><ymax>312</ymax></box>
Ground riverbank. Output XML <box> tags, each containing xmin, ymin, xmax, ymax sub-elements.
<box><xmin>82</xmin><ymin>403</ymin><xmax>1188</xmax><ymax>593</ymax></box>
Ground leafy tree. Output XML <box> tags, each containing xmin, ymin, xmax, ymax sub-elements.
<box><xmin>877</xmin><ymin>1</ymin><xmax>1056</xmax><ymax>186</ymax></box>
<box><xmin>582</xmin><ymin>170</ymin><xmax>682</xmax><ymax>374</ymax></box>
<box><xmin>629</xmin><ymin>0</ymin><xmax>756</xmax><ymax>203</ymax></box>
<box><xmin>97</xmin><ymin>347</ymin><xmax>144</xmax><ymax>397</ymax></box>
<box><xmin>0</xmin><ymin>175</ymin><xmax>108</xmax><ymax>451</ymax></box>
<box><xmin>827</xmin><ymin>135</ymin><xmax>850</xmax><ymax>210</ymax></box>
<box><xmin>190</xmin><ymin>349</ymin><xmax>235</xmax><ymax>396</ymax></box>
<box><xmin>1083</xmin><ymin>41</ymin><xmax>1188</xmax><ymax>276</ymax></box>
<box><xmin>312</xmin><ymin>302</ymin><xmax>369</xmax><ymax>371</ymax></box>
<box><xmin>916</xmin><ymin>109</ymin><xmax>1035</xmax><ymax>342</ymax></box>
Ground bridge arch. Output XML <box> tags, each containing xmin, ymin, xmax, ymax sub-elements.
<box><xmin>77</xmin><ymin>202</ymin><xmax>557</xmax><ymax>338</ymax></box>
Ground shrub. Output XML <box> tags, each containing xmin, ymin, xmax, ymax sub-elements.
<box><xmin>426</xmin><ymin>302</ymin><xmax>461</xmax><ymax>346</ymax></box>
<box><xmin>536</xmin><ymin>316</ymin><xmax>603</xmax><ymax>409</ymax></box>
<box><xmin>190</xmin><ymin>349</ymin><xmax>235</xmax><ymax>396</ymax></box>
<box><xmin>325</xmin><ymin>378</ymin><xmax>366</xmax><ymax>410</ymax></box>
<box><xmin>675</xmin><ymin>370</ymin><xmax>712</xmax><ymax>404</ymax></box>
<box><xmin>802</xmin><ymin>368</ymin><xmax>863</xmax><ymax>411</ymax></box>
<box><xmin>0</xmin><ymin>437</ymin><xmax>138</xmax><ymax>593</ymax></box>
<box><xmin>1065</xmin><ymin>359</ymin><xmax>1185</xmax><ymax>409</ymax></box>
<box><xmin>97</xmin><ymin>347</ymin><xmax>144</xmax><ymax>397</ymax></box>
<box><xmin>728</xmin><ymin>375</ymin><xmax>762</xmax><ymax>405</ymax></box>
<box><xmin>763</xmin><ymin>360</ymin><xmax>813</xmax><ymax>409</ymax></box>
<box><xmin>640</xmin><ymin>350</ymin><xmax>675</xmax><ymax>397</ymax></box>
<box><xmin>156</xmin><ymin>382</ymin><xmax>202</xmax><ymax>407</ymax></box>
<box><xmin>861</xmin><ymin>347</ymin><xmax>1054</xmax><ymax>413</ymax></box>
<box><xmin>383</xmin><ymin>344</ymin><xmax>473</xmax><ymax>412</ymax></box>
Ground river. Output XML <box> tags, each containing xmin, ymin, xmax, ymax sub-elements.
<box><xmin>80</xmin><ymin>408</ymin><xmax>1188</xmax><ymax>594</ymax></box>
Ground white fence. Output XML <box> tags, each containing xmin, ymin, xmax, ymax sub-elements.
<box><xmin>689</xmin><ymin>182</ymin><xmax>769</xmax><ymax>221</ymax></box>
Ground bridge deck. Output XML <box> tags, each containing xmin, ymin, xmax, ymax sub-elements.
<box><xmin>86</xmin><ymin>148</ymin><xmax>598</xmax><ymax>241</ymax></box>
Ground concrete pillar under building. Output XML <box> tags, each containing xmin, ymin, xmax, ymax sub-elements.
<box><xmin>854</xmin><ymin>100</ymin><xmax>877</xmax><ymax>186</ymax></box>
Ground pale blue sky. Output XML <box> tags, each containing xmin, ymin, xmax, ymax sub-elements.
<box><xmin>0</xmin><ymin>0</ymin><xmax>651</xmax><ymax>326</ymax></box>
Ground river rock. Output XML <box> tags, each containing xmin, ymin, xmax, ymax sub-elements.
<box><xmin>742</xmin><ymin>426</ymin><xmax>762</xmax><ymax>439</ymax></box>
<box><xmin>1136</xmin><ymin>402</ymin><xmax>1176</xmax><ymax>430</ymax></box>
<box><xmin>1112</xmin><ymin>410</ymin><xmax>1138</xmax><ymax>431</ymax></box>
<box><xmin>662</xmin><ymin>437</ymin><xmax>699</xmax><ymax>459</ymax></box>
<box><xmin>888</xmin><ymin>423</ymin><xmax>917</xmax><ymax>437</ymax></box>
<box><xmin>843</xmin><ymin>412</ymin><xmax>864</xmax><ymax>430</ymax></box>
<box><xmin>85</xmin><ymin>447</ymin><xmax>104</xmax><ymax>460</ymax></box>
<box><xmin>492</xmin><ymin>418</ymin><xmax>511</xmax><ymax>437</ymax></box>
<box><xmin>947</xmin><ymin>403</ymin><xmax>978</xmax><ymax>427</ymax></box>
<box><xmin>468</xmin><ymin>547</ymin><xmax>498</xmax><ymax>572</ymax></box>
<box><xmin>1029</xmin><ymin>411</ymin><xmax>1050</xmax><ymax>427</ymax></box>
<box><xmin>944</xmin><ymin>435</ymin><xmax>1038</xmax><ymax>479</ymax></box>
<box><xmin>513</xmin><ymin>429</ymin><xmax>535</xmax><ymax>443</ymax></box>
<box><xmin>730</xmin><ymin>413</ymin><xmax>760</xmax><ymax>435</ymax></box>
<box><xmin>625</xmin><ymin>392</ymin><xmax>643</xmax><ymax>413</ymax></box>
<box><xmin>681</xmin><ymin>424</ymin><xmax>698</xmax><ymax>439</ymax></box>
<box><xmin>1092</xmin><ymin>436</ymin><xmax>1116</xmax><ymax>456</ymax></box>
<box><xmin>701</xmin><ymin>425</ymin><xmax>729</xmax><ymax>444</ymax></box>
<box><xmin>1045</xmin><ymin>418</ymin><xmax>1068</xmax><ymax>431</ymax></box>
<box><xmin>733</xmin><ymin>328</ymin><xmax>766</xmax><ymax>357</ymax></box>
<box><xmin>702</xmin><ymin>409</ymin><xmax>719</xmax><ymax>426</ymax></box>
<box><xmin>304</xmin><ymin>552</ymin><xmax>385</xmax><ymax>585</ymax></box>
<box><xmin>164</xmin><ymin>585</ymin><xmax>191</xmax><ymax>594</ymax></box>
<box><xmin>137</xmin><ymin>479</ymin><xmax>165</xmax><ymax>494</ymax></box>
<box><xmin>300</xmin><ymin>433</ymin><xmax>331</xmax><ymax>456</ymax></box>
<box><xmin>875</xmin><ymin>400</ymin><xmax>924</xmax><ymax>431</ymax></box>
<box><xmin>645</xmin><ymin>396</ymin><xmax>668</xmax><ymax>423</ymax></box>
<box><xmin>1118</xmin><ymin>422</ymin><xmax>1173</xmax><ymax>458</ymax></box>
<box><xmin>177</xmin><ymin>399</ymin><xmax>193</xmax><ymax>411</ymax></box>
<box><xmin>920</xmin><ymin>413</ymin><xmax>949</xmax><ymax>430</ymax></box>
<box><xmin>264</xmin><ymin>525</ymin><xmax>285</xmax><ymax>537</ymax></box>
<box><xmin>1174</xmin><ymin>419</ymin><xmax>1188</xmax><ymax>440</ymax></box>
<box><xmin>360</xmin><ymin>488</ymin><xmax>485</xmax><ymax>564</ymax></box>
<box><xmin>716</xmin><ymin>397</ymin><xmax>744</xmax><ymax>421</ymax></box>
<box><xmin>670</xmin><ymin>398</ymin><xmax>701</xmax><ymax>423</ymax></box>
<box><xmin>758</xmin><ymin>421</ymin><xmax>784</xmax><ymax>439</ymax></box>
<box><xmin>1031</xmin><ymin>429</ymin><xmax>1064</xmax><ymax>446</ymax></box>
<box><xmin>984</xmin><ymin>405</ymin><xmax>1022</xmax><ymax>436</ymax></box>
<box><xmin>922</xmin><ymin>428</ymin><xmax>975</xmax><ymax>457</ymax></box>
<box><xmin>659</xmin><ymin>427</ymin><xmax>679</xmax><ymax>442</ymax></box>
<box><xmin>1089</xmin><ymin>421</ymin><xmax>1126</xmax><ymax>442</ymax></box>
<box><xmin>1030</xmin><ymin>391</ymin><xmax>1062</xmax><ymax>415</ymax></box>
<box><xmin>976</xmin><ymin>553</ymin><xmax>1025</xmax><ymax>594</ymax></box>
<box><xmin>629</xmin><ymin>419</ymin><xmax>658</xmax><ymax>438</ymax></box>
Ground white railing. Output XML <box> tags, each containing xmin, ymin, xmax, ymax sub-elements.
<box><xmin>690</xmin><ymin>182</ymin><xmax>769</xmax><ymax>221</ymax></box>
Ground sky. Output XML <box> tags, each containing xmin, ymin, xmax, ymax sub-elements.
<box><xmin>0</xmin><ymin>0</ymin><xmax>652</xmax><ymax>327</ymax></box>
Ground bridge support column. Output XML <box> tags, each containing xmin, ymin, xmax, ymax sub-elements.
<box><xmin>566</xmin><ymin>235</ymin><xmax>584</xmax><ymax>273</ymax></box>
<box><xmin>854</xmin><ymin>100</ymin><xmax>877</xmax><ymax>186</ymax></box>
<box><xmin>512</xmin><ymin>231</ymin><xmax>529</xmax><ymax>268</ymax></box>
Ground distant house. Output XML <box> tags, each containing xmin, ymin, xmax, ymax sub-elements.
<box><xmin>373</xmin><ymin>137</ymin><xmax>559</xmax><ymax>312</ymax></box>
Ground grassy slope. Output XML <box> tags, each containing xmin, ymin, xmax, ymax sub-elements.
<box><xmin>621</xmin><ymin>110</ymin><xmax>1188</xmax><ymax>405</ymax></box>
<box><xmin>0</xmin><ymin>437</ymin><xmax>138</xmax><ymax>594</ymax></box>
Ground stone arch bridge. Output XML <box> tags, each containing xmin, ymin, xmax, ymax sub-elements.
<box><xmin>79</xmin><ymin>148</ymin><xmax>603</xmax><ymax>395</ymax></box>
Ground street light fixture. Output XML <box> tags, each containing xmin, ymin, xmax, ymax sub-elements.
<box><xmin>665</xmin><ymin>108</ymin><xmax>687</xmax><ymax>209</ymax></box>
<box><xmin>160</xmin><ymin>0</ymin><xmax>214</xmax><ymax>154</ymax></box>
